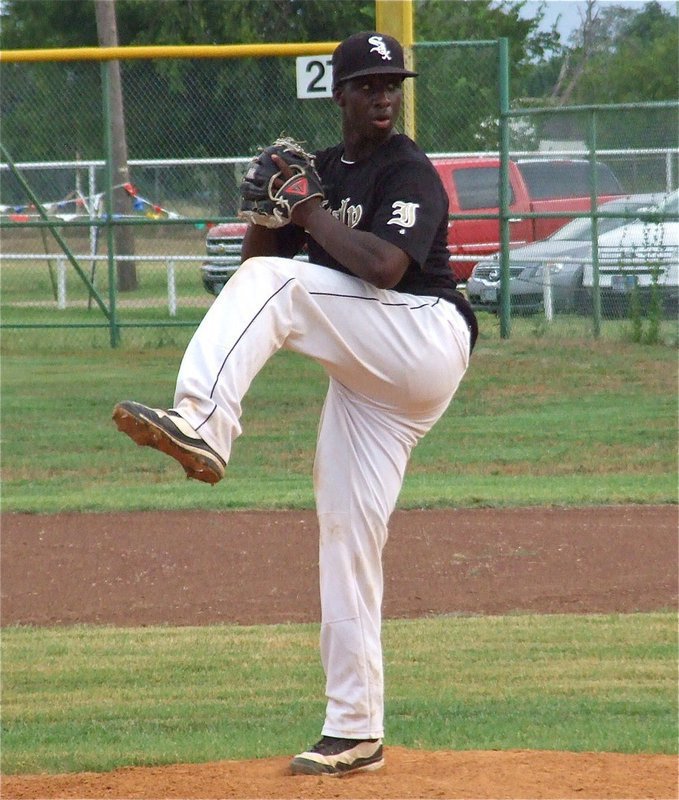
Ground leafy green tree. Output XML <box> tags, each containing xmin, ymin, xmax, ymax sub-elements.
<box><xmin>544</xmin><ymin>2</ymin><xmax>677</xmax><ymax>149</ymax></box>
<box><xmin>1</xmin><ymin>2</ymin><xmax>100</xmax><ymax>164</ymax></box>
<box><xmin>412</xmin><ymin>0</ymin><xmax>559</xmax><ymax>151</ymax></box>
<box><xmin>415</xmin><ymin>0</ymin><xmax>558</xmax><ymax>73</ymax></box>
<box><xmin>525</xmin><ymin>1</ymin><xmax>677</xmax><ymax>107</ymax></box>
<box><xmin>0</xmin><ymin>0</ymin><xmax>367</xmax><ymax>163</ymax></box>
<box><xmin>513</xmin><ymin>1</ymin><xmax>677</xmax><ymax>153</ymax></box>
<box><xmin>0</xmin><ymin>0</ymin><xmax>375</xmax><ymax>48</ymax></box>
<box><xmin>572</xmin><ymin>1</ymin><xmax>678</xmax><ymax>104</ymax></box>
<box><xmin>1</xmin><ymin>0</ymin><xmax>99</xmax><ymax>47</ymax></box>
<box><xmin>8</xmin><ymin>0</ymin><xmax>672</xmax><ymax>169</ymax></box>
<box><xmin>1</xmin><ymin>0</ymin><xmax>560</xmax><ymax>162</ymax></box>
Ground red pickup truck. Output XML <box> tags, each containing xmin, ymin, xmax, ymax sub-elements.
<box><xmin>200</xmin><ymin>157</ymin><xmax>624</xmax><ymax>294</ymax></box>
<box><xmin>432</xmin><ymin>157</ymin><xmax>625</xmax><ymax>280</ymax></box>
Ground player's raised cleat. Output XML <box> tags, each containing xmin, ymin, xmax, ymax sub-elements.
<box><xmin>112</xmin><ymin>400</ymin><xmax>225</xmax><ymax>485</ymax></box>
<box><xmin>290</xmin><ymin>736</ymin><xmax>384</xmax><ymax>777</ymax></box>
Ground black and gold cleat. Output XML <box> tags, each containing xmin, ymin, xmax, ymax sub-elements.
<box><xmin>113</xmin><ymin>400</ymin><xmax>225</xmax><ymax>484</ymax></box>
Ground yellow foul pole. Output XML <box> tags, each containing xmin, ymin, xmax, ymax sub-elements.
<box><xmin>375</xmin><ymin>0</ymin><xmax>415</xmax><ymax>140</ymax></box>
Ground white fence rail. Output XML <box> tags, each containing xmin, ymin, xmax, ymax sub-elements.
<box><xmin>1</xmin><ymin>253</ymin><xmax>206</xmax><ymax>316</ymax></box>
<box><xmin>2</xmin><ymin>149</ymin><xmax>677</xmax><ymax>214</ymax></box>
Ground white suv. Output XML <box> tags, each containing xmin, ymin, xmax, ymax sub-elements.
<box><xmin>581</xmin><ymin>190</ymin><xmax>678</xmax><ymax>315</ymax></box>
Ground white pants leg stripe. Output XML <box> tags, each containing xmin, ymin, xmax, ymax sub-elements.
<box><xmin>173</xmin><ymin>256</ymin><xmax>471</xmax><ymax>740</ymax></box>
<box><xmin>202</xmin><ymin>278</ymin><xmax>294</xmax><ymax>412</ymax></box>
<box><xmin>310</xmin><ymin>289</ymin><xmax>442</xmax><ymax>311</ymax></box>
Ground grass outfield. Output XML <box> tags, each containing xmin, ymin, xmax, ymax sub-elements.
<box><xmin>2</xmin><ymin>613</ymin><xmax>676</xmax><ymax>774</ymax></box>
<box><xmin>1</xmin><ymin>316</ymin><xmax>677</xmax><ymax>512</ymax></box>
<box><xmin>1</xmin><ymin>321</ymin><xmax>676</xmax><ymax>776</ymax></box>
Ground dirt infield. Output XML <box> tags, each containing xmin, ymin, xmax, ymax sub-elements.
<box><xmin>2</xmin><ymin>505</ymin><xmax>677</xmax><ymax>799</ymax></box>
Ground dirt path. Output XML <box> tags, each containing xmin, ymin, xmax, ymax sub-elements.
<box><xmin>2</xmin><ymin>505</ymin><xmax>677</xmax><ymax>799</ymax></box>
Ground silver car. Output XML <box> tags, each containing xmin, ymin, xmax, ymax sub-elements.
<box><xmin>466</xmin><ymin>194</ymin><xmax>666</xmax><ymax>314</ymax></box>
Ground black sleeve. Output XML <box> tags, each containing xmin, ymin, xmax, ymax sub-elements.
<box><xmin>370</xmin><ymin>160</ymin><xmax>448</xmax><ymax>268</ymax></box>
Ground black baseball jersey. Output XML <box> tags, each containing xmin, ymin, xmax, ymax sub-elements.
<box><xmin>307</xmin><ymin>134</ymin><xmax>477</xmax><ymax>349</ymax></box>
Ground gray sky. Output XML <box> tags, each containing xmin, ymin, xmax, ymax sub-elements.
<box><xmin>518</xmin><ymin>0</ymin><xmax>678</xmax><ymax>39</ymax></box>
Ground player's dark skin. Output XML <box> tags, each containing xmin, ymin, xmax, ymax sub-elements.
<box><xmin>241</xmin><ymin>74</ymin><xmax>410</xmax><ymax>290</ymax></box>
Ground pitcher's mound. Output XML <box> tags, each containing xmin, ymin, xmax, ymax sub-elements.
<box><xmin>3</xmin><ymin>748</ymin><xmax>676</xmax><ymax>799</ymax></box>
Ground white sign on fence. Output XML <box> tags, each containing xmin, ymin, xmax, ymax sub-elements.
<box><xmin>295</xmin><ymin>56</ymin><xmax>333</xmax><ymax>99</ymax></box>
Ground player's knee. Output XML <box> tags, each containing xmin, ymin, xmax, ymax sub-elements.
<box><xmin>240</xmin><ymin>255</ymin><xmax>297</xmax><ymax>277</ymax></box>
<box><xmin>239</xmin><ymin>255</ymin><xmax>268</xmax><ymax>271</ymax></box>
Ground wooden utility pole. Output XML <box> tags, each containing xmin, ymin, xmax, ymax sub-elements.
<box><xmin>94</xmin><ymin>0</ymin><xmax>137</xmax><ymax>290</ymax></box>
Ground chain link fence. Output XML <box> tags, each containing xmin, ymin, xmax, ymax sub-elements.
<box><xmin>491</xmin><ymin>102</ymin><xmax>678</xmax><ymax>339</ymax></box>
<box><xmin>1</xmin><ymin>42</ymin><xmax>677</xmax><ymax>347</ymax></box>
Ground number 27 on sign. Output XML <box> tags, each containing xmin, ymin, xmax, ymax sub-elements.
<box><xmin>296</xmin><ymin>56</ymin><xmax>333</xmax><ymax>99</ymax></box>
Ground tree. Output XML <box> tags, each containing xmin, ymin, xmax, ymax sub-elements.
<box><xmin>410</xmin><ymin>0</ymin><xmax>560</xmax><ymax>151</ymax></box>
<box><xmin>549</xmin><ymin>0</ymin><xmax>602</xmax><ymax>105</ymax></box>
<box><xmin>0</xmin><ymin>1</ymin><xmax>103</xmax><ymax>165</ymax></box>
<box><xmin>526</xmin><ymin>1</ymin><xmax>678</xmax><ymax>108</ymax></box>
<box><xmin>0</xmin><ymin>0</ymin><xmax>555</xmax><ymax>155</ymax></box>
<box><xmin>415</xmin><ymin>0</ymin><xmax>559</xmax><ymax>69</ymax></box>
<box><xmin>556</xmin><ymin>2</ymin><xmax>678</xmax><ymax>148</ymax></box>
<box><xmin>8</xmin><ymin>1</ymin><xmax>672</xmax><ymax>172</ymax></box>
<box><xmin>95</xmin><ymin>0</ymin><xmax>137</xmax><ymax>291</ymax></box>
<box><xmin>571</xmin><ymin>1</ymin><xmax>678</xmax><ymax>104</ymax></box>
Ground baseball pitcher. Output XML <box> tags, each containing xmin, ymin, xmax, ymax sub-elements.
<box><xmin>113</xmin><ymin>31</ymin><xmax>478</xmax><ymax>777</ymax></box>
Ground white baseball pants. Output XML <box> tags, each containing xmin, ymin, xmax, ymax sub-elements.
<box><xmin>173</xmin><ymin>256</ymin><xmax>471</xmax><ymax>739</ymax></box>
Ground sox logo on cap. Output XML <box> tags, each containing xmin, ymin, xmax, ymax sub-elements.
<box><xmin>368</xmin><ymin>35</ymin><xmax>392</xmax><ymax>62</ymax></box>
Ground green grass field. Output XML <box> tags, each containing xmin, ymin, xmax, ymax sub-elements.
<box><xmin>2</xmin><ymin>614</ymin><xmax>676</xmax><ymax>773</ymax></box>
<box><xmin>1</xmin><ymin>315</ymin><xmax>677</xmax><ymax>512</ymax></box>
<box><xmin>1</xmin><ymin>314</ymin><xmax>677</xmax><ymax>775</ymax></box>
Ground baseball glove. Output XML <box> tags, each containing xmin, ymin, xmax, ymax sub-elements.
<box><xmin>238</xmin><ymin>137</ymin><xmax>325</xmax><ymax>228</ymax></box>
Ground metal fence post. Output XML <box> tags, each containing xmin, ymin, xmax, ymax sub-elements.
<box><xmin>57</xmin><ymin>256</ymin><xmax>67</xmax><ymax>309</ymax></box>
<box><xmin>542</xmin><ymin>267</ymin><xmax>554</xmax><ymax>322</ymax></box>
<box><xmin>666</xmin><ymin>150</ymin><xmax>674</xmax><ymax>194</ymax></box>
<box><xmin>0</xmin><ymin>144</ymin><xmax>111</xmax><ymax>316</ymax></box>
<box><xmin>498</xmin><ymin>37</ymin><xmax>511</xmax><ymax>339</ymax></box>
<box><xmin>101</xmin><ymin>62</ymin><xmax>121</xmax><ymax>348</ymax></box>
<box><xmin>167</xmin><ymin>260</ymin><xmax>177</xmax><ymax>316</ymax></box>
<box><xmin>588</xmin><ymin>110</ymin><xmax>602</xmax><ymax>338</ymax></box>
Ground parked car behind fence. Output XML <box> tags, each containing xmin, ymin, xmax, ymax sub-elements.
<box><xmin>466</xmin><ymin>193</ymin><xmax>668</xmax><ymax>315</ymax></box>
<box><xmin>200</xmin><ymin>221</ymin><xmax>310</xmax><ymax>297</ymax></box>
<box><xmin>432</xmin><ymin>156</ymin><xmax>624</xmax><ymax>280</ymax></box>
<box><xmin>200</xmin><ymin>221</ymin><xmax>247</xmax><ymax>296</ymax></box>
<box><xmin>582</xmin><ymin>190</ymin><xmax>679</xmax><ymax>317</ymax></box>
<box><xmin>200</xmin><ymin>156</ymin><xmax>626</xmax><ymax>295</ymax></box>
